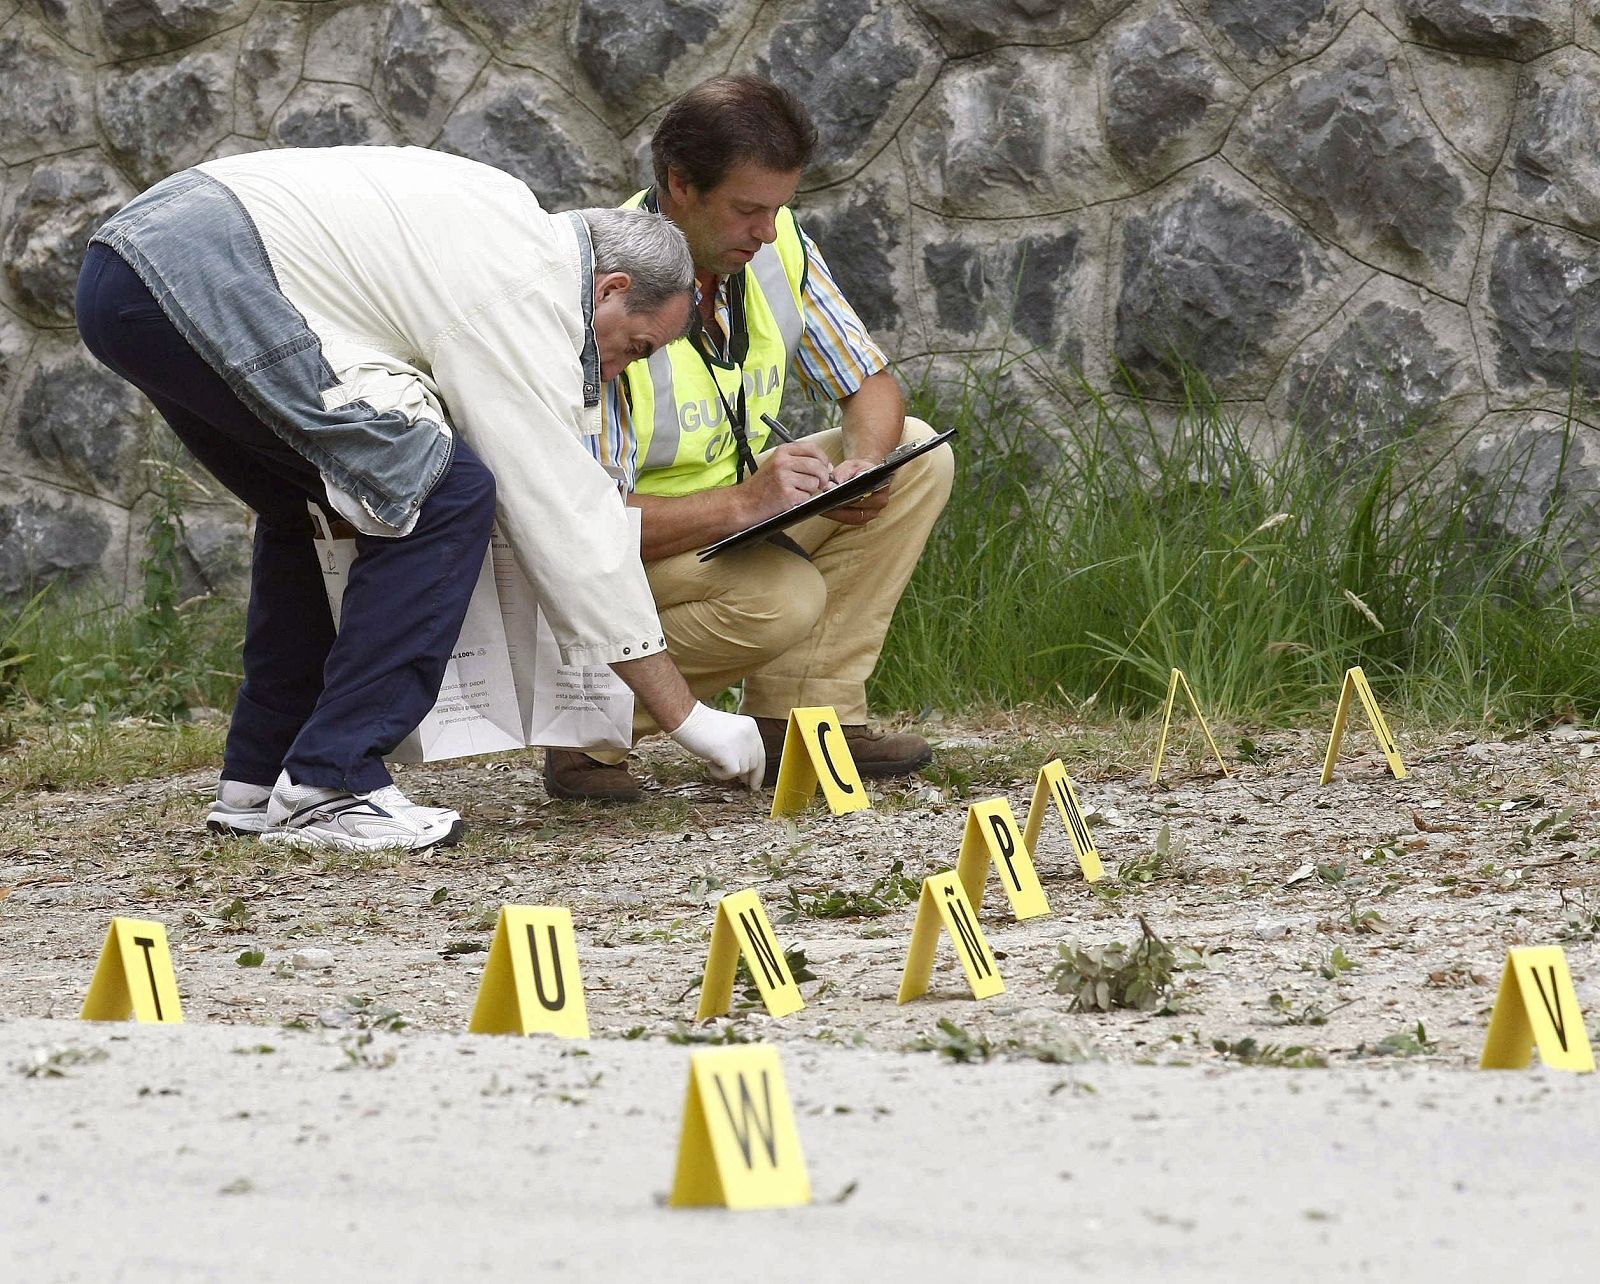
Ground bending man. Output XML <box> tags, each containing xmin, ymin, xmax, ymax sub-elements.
<box><xmin>78</xmin><ymin>145</ymin><xmax>764</xmax><ymax>851</ymax></box>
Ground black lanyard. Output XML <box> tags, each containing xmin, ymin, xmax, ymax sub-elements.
<box><xmin>690</xmin><ymin>272</ymin><xmax>760</xmax><ymax>481</ymax></box>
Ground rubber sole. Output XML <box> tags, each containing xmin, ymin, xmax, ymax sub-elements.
<box><xmin>216</xmin><ymin>816</ymin><xmax>465</xmax><ymax>848</ymax></box>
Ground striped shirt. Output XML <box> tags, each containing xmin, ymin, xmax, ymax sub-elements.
<box><xmin>590</xmin><ymin>225</ymin><xmax>888</xmax><ymax>492</ymax></box>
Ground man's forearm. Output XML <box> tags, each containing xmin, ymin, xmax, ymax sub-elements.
<box><xmin>609</xmin><ymin>649</ymin><xmax>697</xmax><ymax>732</ymax></box>
<box><xmin>839</xmin><ymin>369</ymin><xmax>906</xmax><ymax>462</ymax></box>
<box><xmin>630</xmin><ymin>488</ymin><xmax>753</xmax><ymax>561</ymax></box>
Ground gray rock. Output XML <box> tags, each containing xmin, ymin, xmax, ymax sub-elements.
<box><xmin>1464</xmin><ymin>412</ymin><xmax>1600</xmax><ymax>582</ymax></box>
<box><xmin>1286</xmin><ymin>299</ymin><xmax>1470</xmax><ymax>459</ymax></box>
<box><xmin>0</xmin><ymin>19</ymin><xmax>94</xmax><ymax>163</ymax></box>
<box><xmin>1230</xmin><ymin>26</ymin><xmax>1472</xmax><ymax>287</ymax></box>
<box><xmin>1205</xmin><ymin>0</ymin><xmax>1333</xmax><ymax>58</ymax></box>
<box><xmin>1105</xmin><ymin>9</ymin><xmax>1242</xmax><ymax>180</ymax></box>
<box><xmin>911</xmin><ymin>0</ymin><xmax>1132</xmax><ymax>53</ymax></box>
<box><xmin>755</xmin><ymin>0</ymin><xmax>941</xmax><ymax>183</ymax></box>
<box><xmin>272</xmin><ymin>83</ymin><xmax>398</xmax><ymax>150</ymax></box>
<box><xmin>1486</xmin><ymin>221</ymin><xmax>1600</xmax><ymax>396</ymax></box>
<box><xmin>1404</xmin><ymin>46</ymin><xmax>1517</xmax><ymax>173</ymax></box>
<box><xmin>0</xmin><ymin>309</ymin><xmax>34</xmax><ymax>410</ymax></box>
<box><xmin>1501</xmin><ymin>50</ymin><xmax>1600</xmax><ymax>237</ymax></box>
<box><xmin>375</xmin><ymin>1</ymin><xmax>488</xmax><ymax>140</ymax></box>
<box><xmin>97</xmin><ymin>42</ymin><xmax>235</xmax><ymax>187</ymax></box>
<box><xmin>16</xmin><ymin>350</ymin><xmax>146</xmax><ymax>492</ymax></box>
<box><xmin>0</xmin><ymin>494</ymin><xmax>112</xmax><ymax>596</ymax></box>
<box><xmin>292</xmin><ymin>947</ymin><xmax>336</xmax><ymax>971</ymax></box>
<box><xmin>1398</xmin><ymin>0</ymin><xmax>1566</xmax><ymax>59</ymax></box>
<box><xmin>2</xmin><ymin>155</ymin><xmax>135</xmax><ymax>327</ymax></box>
<box><xmin>236</xmin><ymin>3</ymin><xmax>310</xmax><ymax>139</ymax></box>
<box><xmin>25</xmin><ymin>0</ymin><xmax>100</xmax><ymax>53</ymax></box>
<box><xmin>174</xmin><ymin>505</ymin><xmax>249</xmax><ymax>596</ymax></box>
<box><xmin>441</xmin><ymin>0</ymin><xmax>565</xmax><ymax>48</ymax></box>
<box><xmin>798</xmin><ymin>181</ymin><xmax>904</xmax><ymax>339</ymax></box>
<box><xmin>302</xmin><ymin>2</ymin><xmax>382</xmax><ymax>87</ymax></box>
<box><xmin>96</xmin><ymin>0</ymin><xmax>253</xmax><ymax>60</ymax></box>
<box><xmin>438</xmin><ymin>66</ymin><xmax>624</xmax><ymax>209</ymax></box>
<box><xmin>1114</xmin><ymin>179</ymin><xmax>1330</xmax><ymax>397</ymax></box>
<box><xmin>907</xmin><ymin>47</ymin><xmax>1125</xmax><ymax>217</ymax></box>
<box><xmin>922</xmin><ymin>228</ymin><xmax>1085</xmax><ymax>361</ymax></box>
<box><xmin>575</xmin><ymin>0</ymin><xmax>742</xmax><ymax>108</ymax></box>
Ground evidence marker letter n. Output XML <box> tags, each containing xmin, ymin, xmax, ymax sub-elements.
<box><xmin>81</xmin><ymin>917</ymin><xmax>184</xmax><ymax>1024</ymax></box>
<box><xmin>669</xmin><ymin>1046</ymin><xmax>811</xmax><ymax>1209</ymax></box>
<box><xmin>468</xmin><ymin>906</ymin><xmax>590</xmax><ymax>1038</ymax></box>
<box><xmin>957</xmin><ymin>798</ymin><xmax>1051</xmax><ymax>921</ymax></box>
<box><xmin>1021</xmin><ymin>760</ymin><xmax>1104</xmax><ymax>883</ymax></box>
<box><xmin>696</xmin><ymin>888</ymin><xmax>805</xmax><ymax>1020</ymax></box>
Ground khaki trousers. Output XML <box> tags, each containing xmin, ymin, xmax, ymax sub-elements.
<box><xmin>627</xmin><ymin>417</ymin><xmax>953</xmax><ymax>743</ymax></box>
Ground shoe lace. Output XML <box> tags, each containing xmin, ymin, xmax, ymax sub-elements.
<box><xmin>364</xmin><ymin>785</ymin><xmax>415</xmax><ymax>811</ymax></box>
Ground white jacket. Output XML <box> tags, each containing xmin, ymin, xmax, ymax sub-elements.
<box><xmin>197</xmin><ymin>146</ymin><xmax>662</xmax><ymax>666</ymax></box>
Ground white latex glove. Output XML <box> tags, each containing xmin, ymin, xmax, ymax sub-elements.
<box><xmin>669</xmin><ymin>702</ymin><xmax>765</xmax><ymax>790</ymax></box>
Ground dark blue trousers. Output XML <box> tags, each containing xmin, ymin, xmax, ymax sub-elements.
<box><xmin>76</xmin><ymin>242</ymin><xmax>496</xmax><ymax>794</ymax></box>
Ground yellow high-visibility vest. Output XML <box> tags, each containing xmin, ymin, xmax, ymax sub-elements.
<box><xmin>619</xmin><ymin>188</ymin><xmax>807</xmax><ymax>496</ymax></box>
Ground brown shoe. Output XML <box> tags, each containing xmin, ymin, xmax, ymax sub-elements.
<box><xmin>542</xmin><ymin>748</ymin><xmax>642</xmax><ymax>803</ymax></box>
<box><xmin>751</xmin><ymin>717</ymin><xmax>932</xmax><ymax>787</ymax></box>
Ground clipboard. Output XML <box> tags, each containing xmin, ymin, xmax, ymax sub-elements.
<box><xmin>697</xmin><ymin>428</ymin><xmax>957</xmax><ymax>561</ymax></box>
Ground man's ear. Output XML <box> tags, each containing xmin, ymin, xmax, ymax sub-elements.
<box><xmin>664</xmin><ymin>164</ymin><xmax>696</xmax><ymax>207</ymax></box>
<box><xmin>594</xmin><ymin>270</ymin><xmax>633</xmax><ymax>304</ymax></box>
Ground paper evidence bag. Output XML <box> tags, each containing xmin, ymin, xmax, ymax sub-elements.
<box><xmin>697</xmin><ymin>428</ymin><xmax>958</xmax><ymax>561</ymax></box>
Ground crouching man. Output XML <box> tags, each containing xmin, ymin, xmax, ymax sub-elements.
<box><xmin>78</xmin><ymin>145</ymin><xmax>764</xmax><ymax>852</ymax></box>
<box><xmin>549</xmin><ymin>77</ymin><xmax>955</xmax><ymax>801</ymax></box>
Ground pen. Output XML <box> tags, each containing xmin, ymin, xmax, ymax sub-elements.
<box><xmin>762</xmin><ymin>413</ymin><xmax>836</xmax><ymax>487</ymax></box>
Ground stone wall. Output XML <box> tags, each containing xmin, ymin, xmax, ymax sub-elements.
<box><xmin>3</xmin><ymin>0</ymin><xmax>1599</xmax><ymax>599</ymax></box>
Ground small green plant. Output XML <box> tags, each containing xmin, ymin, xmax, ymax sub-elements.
<box><xmin>782</xmin><ymin>859</ymin><xmax>920</xmax><ymax>921</ymax></box>
<box><xmin>1302</xmin><ymin>945</ymin><xmax>1357</xmax><ymax>980</ymax></box>
<box><xmin>235</xmin><ymin>949</ymin><xmax>265</xmax><ymax>967</ymax></box>
<box><xmin>1116</xmin><ymin>823</ymin><xmax>1192</xmax><ymax>886</ymax></box>
<box><xmin>1558</xmin><ymin>890</ymin><xmax>1600</xmax><ymax>943</ymax></box>
<box><xmin>907</xmin><ymin>1018</ymin><xmax>994</xmax><ymax>1063</ymax></box>
<box><xmin>1363</xmin><ymin>1023</ymin><xmax>1438</xmax><ymax>1058</ymax></box>
<box><xmin>16</xmin><ymin>1043</ymin><xmax>109</xmax><ymax>1078</ymax></box>
<box><xmin>1049</xmin><ymin>915</ymin><xmax>1184</xmax><ymax>1014</ymax></box>
<box><xmin>666</xmin><ymin>1020</ymin><xmax>753</xmax><ymax>1046</ymax></box>
<box><xmin>734</xmin><ymin>946</ymin><xmax>817</xmax><ymax>1000</ymax></box>
<box><xmin>1211</xmin><ymin>1037</ymin><xmax>1327</xmax><ymax>1069</ymax></box>
<box><xmin>1266</xmin><ymin>993</ymin><xmax>1330</xmax><ymax>1026</ymax></box>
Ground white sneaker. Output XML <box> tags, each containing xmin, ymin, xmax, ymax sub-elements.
<box><xmin>206</xmin><ymin>779</ymin><xmax>273</xmax><ymax>835</ymax></box>
<box><xmin>209</xmin><ymin>778</ymin><xmax>463</xmax><ymax>844</ymax></box>
<box><xmin>258</xmin><ymin>772</ymin><xmax>463</xmax><ymax>852</ymax></box>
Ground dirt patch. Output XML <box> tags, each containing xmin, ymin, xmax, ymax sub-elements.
<box><xmin>2</xmin><ymin>720</ymin><xmax>1598</xmax><ymax>1069</ymax></box>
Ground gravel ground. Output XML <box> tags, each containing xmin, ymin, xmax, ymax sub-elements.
<box><xmin>3</xmin><ymin>718</ymin><xmax>1599</xmax><ymax>1279</ymax></box>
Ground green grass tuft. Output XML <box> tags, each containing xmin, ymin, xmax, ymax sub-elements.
<box><xmin>872</xmin><ymin>357</ymin><xmax>1600</xmax><ymax>725</ymax></box>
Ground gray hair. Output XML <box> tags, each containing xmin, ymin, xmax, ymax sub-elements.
<box><xmin>576</xmin><ymin>207</ymin><xmax>694</xmax><ymax>315</ymax></box>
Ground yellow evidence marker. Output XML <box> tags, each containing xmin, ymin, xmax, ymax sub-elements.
<box><xmin>956</xmin><ymin>798</ymin><xmax>1051</xmax><ymax>921</ymax></box>
<box><xmin>1479</xmin><ymin>946</ymin><xmax>1594</xmax><ymax>1073</ymax></box>
<box><xmin>669</xmin><ymin>1046</ymin><xmax>811</xmax><ymax>1210</ymax></box>
<box><xmin>897</xmin><ymin>871</ymin><xmax>1006</xmax><ymax>1004</ymax></box>
<box><xmin>1150</xmin><ymin>667</ymin><xmax>1231</xmax><ymax>783</ymax></box>
<box><xmin>469</xmin><ymin>906</ymin><xmax>590</xmax><ymax>1038</ymax></box>
<box><xmin>1021</xmin><ymin>759</ymin><xmax>1104</xmax><ymax>883</ymax></box>
<box><xmin>769</xmin><ymin>705</ymin><xmax>871</xmax><ymax>819</ymax></box>
<box><xmin>696</xmin><ymin>888</ymin><xmax>805</xmax><ymax>1020</ymax></box>
<box><xmin>1321</xmin><ymin>665</ymin><xmax>1407</xmax><ymax>784</ymax></box>
<box><xmin>81</xmin><ymin>917</ymin><xmax>183</xmax><ymax>1024</ymax></box>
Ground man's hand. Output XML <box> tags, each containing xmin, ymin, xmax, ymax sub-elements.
<box><xmin>738</xmin><ymin>440</ymin><xmax>835</xmax><ymax>524</ymax></box>
<box><xmin>668</xmin><ymin>702</ymin><xmax>766</xmax><ymax>789</ymax></box>
<box><xmin>821</xmin><ymin>457</ymin><xmax>894</xmax><ymax>526</ymax></box>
